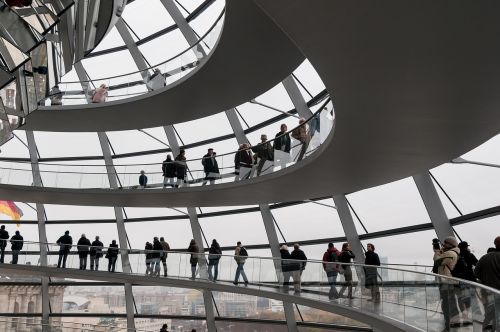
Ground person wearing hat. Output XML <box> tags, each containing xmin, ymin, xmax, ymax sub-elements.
<box><xmin>433</xmin><ymin>236</ymin><xmax>460</xmax><ymax>331</ymax></box>
<box><xmin>458</xmin><ymin>241</ymin><xmax>478</xmax><ymax>282</ymax></box>
<box><xmin>138</xmin><ymin>170</ymin><xmax>148</xmax><ymax>188</ymax></box>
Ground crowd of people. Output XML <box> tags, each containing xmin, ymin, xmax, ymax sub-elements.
<box><xmin>138</xmin><ymin>119</ymin><xmax>313</xmax><ymax>188</ymax></box>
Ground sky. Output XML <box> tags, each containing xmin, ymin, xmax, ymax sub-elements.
<box><xmin>0</xmin><ymin>0</ymin><xmax>498</xmax><ymax>268</ymax></box>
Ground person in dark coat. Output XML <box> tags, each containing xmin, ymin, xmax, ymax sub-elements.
<box><xmin>234</xmin><ymin>143</ymin><xmax>253</xmax><ymax>180</ymax></box>
<box><xmin>10</xmin><ymin>231</ymin><xmax>23</xmax><ymax>264</ymax></box>
<box><xmin>274</xmin><ymin>124</ymin><xmax>291</xmax><ymax>169</ymax></box>
<box><xmin>175</xmin><ymin>150</ymin><xmax>187</xmax><ymax>187</ymax></box>
<box><xmin>322</xmin><ymin>242</ymin><xmax>341</xmax><ymax>299</ymax></box>
<box><xmin>188</xmin><ymin>239</ymin><xmax>199</xmax><ymax>280</ymax></box>
<box><xmin>89</xmin><ymin>236</ymin><xmax>103</xmax><ymax>271</ymax></box>
<box><xmin>139</xmin><ymin>170</ymin><xmax>148</xmax><ymax>188</ymax></box>
<box><xmin>162</xmin><ymin>154</ymin><xmax>176</xmax><ymax>188</ymax></box>
<box><xmin>77</xmin><ymin>234</ymin><xmax>91</xmax><ymax>270</ymax></box>
<box><xmin>251</xmin><ymin>135</ymin><xmax>273</xmax><ymax>176</ymax></box>
<box><xmin>338</xmin><ymin>242</ymin><xmax>356</xmax><ymax>299</ymax></box>
<box><xmin>107</xmin><ymin>240</ymin><xmax>119</xmax><ymax>272</ymax></box>
<box><xmin>0</xmin><ymin>225</ymin><xmax>9</xmax><ymax>263</ymax></box>
<box><xmin>56</xmin><ymin>230</ymin><xmax>73</xmax><ymax>268</ymax></box>
<box><xmin>145</xmin><ymin>241</ymin><xmax>153</xmax><ymax>275</ymax></box>
<box><xmin>202</xmin><ymin>148</ymin><xmax>220</xmax><ymax>185</ymax></box>
<box><xmin>208</xmin><ymin>239</ymin><xmax>222</xmax><ymax>281</ymax></box>
<box><xmin>458</xmin><ymin>241</ymin><xmax>479</xmax><ymax>316</ymax></box>
<box><xmin>280</xmin><ymin>245</ymin><xmax>294</xmax><ymax>291</ymax></box>
<box><xmin>290</xmin><ymin>243</ymin><xmax>307</xmax><ymax>293</ymax></box>
<box><xmin>152</xmin><ymin>237</ymin><xmax>163</xmax><ymax>276</ymax></box>
<box><xmin>364</xmin><ymin>243</ymin><xmax>381</xmax><ymax>303</ymax></box>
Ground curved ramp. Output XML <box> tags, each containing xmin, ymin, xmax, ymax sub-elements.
<box><xmin>0</xmin><ymin>264</ymin><xmax>420</xmax><ymax>332</ymax></box>
<box><xmin>21</xmin><ymin>0</ymin><xmax>304</xmax><ymax>132</ymax></box>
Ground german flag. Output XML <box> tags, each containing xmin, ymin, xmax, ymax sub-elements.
<box><xmin>0</xmin><ymin>201</ymin><xmax>23</xmax><ymax>226</ymax></box>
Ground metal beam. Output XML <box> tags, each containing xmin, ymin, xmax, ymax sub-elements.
<box><xmin>225</xmin><ymin>108</ymin><xmax>249</xmax><ymax>145</ymax></box>
<box><xmin>115</xmin><ymin>18</ymin><xmax>149</xmax><ymax>82</ymax></box>
<box><xmin>259</xmin><ymin>204</ymin><xmax>298</xmax><ymax>332</ymax></box>
<box><xmin>413</xmin><ymin>172</ymin><xmax>455</xmax><ymax>242</ymax></box>
<box><xmin>74</xmin><ymin>65</ymin><xmax>136</xmax><ymax>332</ymax></box>
<box><xmin>25</xmin><ymin>130</ymin><xmax>50</xmax><ymax>331</ymax></box>
<box><xmin>282</xmin><ymin>75</ymin><xmax>313</xmax><ymax>119</ymax></box>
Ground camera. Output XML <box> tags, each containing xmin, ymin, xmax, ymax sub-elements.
<box><xmin>432</xmin><ymin>238</ymin><xmax>441</xmax><ymax>250</ymax></box>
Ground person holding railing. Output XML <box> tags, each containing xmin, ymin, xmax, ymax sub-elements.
<box><xmin>9</xmin><ymin>230</ymin><xmax>23</xmax><ymax>264</ymax></box>
<box><xmin>175</xmin><ymin>150</ymin><xmax>187</xmax><ymax>188</ymax></box>
<box><xmin>56</xmin><ymin>230</ymin><xmax>73</xmax><ymax>268</ymax></box>
<box><xmin>91</xmin><ymin>84</ymin><xmax>108</xmax><ymax>103</ymax></box>
<box><xmin>251</xmin><ymin>135</ymin><xmax>273</xmax><ymax>176</ymax></box>
<box><xmin>188</xmin><ymin>239</ymin><xmax>199</xmax><ymax>280</ymax></box>
<box><xmin>89</xmin><ymin>236</ymin><xmax>103</xmax><ymax>271</ymax></box>
<box><xmin>208</xmin><ymin>239</ymin><xmax>221</xmax><ymax>282</ymax></box>
<box><xmin>0</xmin><ymin>225</ymin><xmax>9</xmax><ymax>264</ymax></box>
<box><xmin>201</xmin><ymin>148</ymin><xmax>219</xmax><ymax>185</ymax></box>
<box><xmin>364</xmin><ymin>243</ymin><xmax>381</xmax><ymax>303</ymax></box>
<box><xmin>274</xmin><ymin>124</ymin><xmax>291</xmax><ymax>169</ymax></box>
<box><xmin>162</xmin><ymin>154</ymin><xmax>176</xmax><ymax>188</ymax></box>
<box><xmin>338</xmin><ymin>243</ymin><xmax>355</xmax><ymax>299</ymax></box>
<box><xmin>290</xmin><ymin>243</ymin><xmax>307</xmax><ymax>294</ymax></box>
<box><xmin>77</xmin><ymin>234</ymin><xmax>91</xmax><ymax>270</ymax></box>
<box><xmin>234</xmin><ymin>143</ymin><xmax>253</xmax><ymax>180</ymax></box>
<box><xmin>106</xmin><ymin>240</ymin><xmax>119</xmax><ymax>272</ymax></box>
<box><xmin>291</xmin><ymin>118</ymin><xmax>310</xmax><ymax>162</ymax></box>
<box><xmin>160</xmin><ymin>237</ymin><xmax>170</xmax><ymax>277</ymax></box>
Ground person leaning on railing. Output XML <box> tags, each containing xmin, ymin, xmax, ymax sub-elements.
<box><xmin>291</xmin><ymin>117</ymin><xmax>310</xmax><ymax>161</ymax></box>
<box><xmin>251</xmin><ymin>135</ymin><xmax>273</xmax><ymax>176</ymax></box>
<box><xmin>106</xmin><ymin>240</ymin><xmax>119</xmax><ymax>272</ymax></box>
<box><xmin>89</xmin><ymin>236</ymin><xmax>103</xmax><ymax>271</ymax></box>
<box><xmin>234</xmin><ymin>143</ymin><xmax>253</xmax><ymax>180</ymax></box>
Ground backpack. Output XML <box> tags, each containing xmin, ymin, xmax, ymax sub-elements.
<box><xmin>451</xmin><ymin>254</ymin><xmax>468</xmax><ymax>279</ymax></box>
<box><xmin>239</xmin><ymin>246</ymin><xmax>248</xmax><ymax>257</ymax></box>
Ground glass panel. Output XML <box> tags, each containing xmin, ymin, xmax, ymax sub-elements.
<box><xmin>125</xmin><ymin>218</ymin><xmax>193</xmax><ymax>250</ymax></box>
<box><xmin>216</xmin><ymin>321</ymin><xmax>288</xmax><ymax>332</ymax></box>
<box><xmin>49</xmin><ymin>285</ymin><xmax>127</xmax><ymax>314</ymax></box>
<box><xmin>213</xmin><ymin>292</ymin><xmax>286</xmax><ymax>320</ymax></box>
<box><xmin>121</xmin><ymin>0</ymin><xmax>174</xmax><ymax>39</ymax></box>
<box><xmin>133</xmin><ymin>286</ymin><xmax>205</xmax><ymax>316</ymax></box>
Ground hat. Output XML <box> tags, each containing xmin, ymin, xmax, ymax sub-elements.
<box><xmin>458</xmin><ymin>241</ymin><xmax>469</xmax><ymax>249</ymax></box>
<box><xmin>443</xmin><ymin>236</ymin><xmax>458</xmax><ymax>247</ymax></box>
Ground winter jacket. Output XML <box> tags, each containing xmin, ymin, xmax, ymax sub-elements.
<box><xmin>475</xmin><ymin>250</ymin><xmax>500</xmax><ymax>290</ymax></box>
<box><xmin>364</xmin><ymin>251</ymin><xmax>381</xmax><ymax>278</ymax></box>
<box><xmin>174</xmin><ymin>155</ymin><xmax>187</xmax><ymax>178</ymax></box>
<box><xmin>0</xmin><ymin>229</ymin><xmax>9</xmax><ymax>249</ymax></box>
<box><xmin>234</xmin><ymin>149</ymin><xmax>253</xmax><ymax>169</ymax></box>
<box><xmin>460</xmin><ymin>249</ymin><xmax>478</xmax><ymax>282</ymax></box>
<box><xmin>292</xmin><ymin>124</ymin><xmax>309</xmax><ymax>143</ymax></box>
<box><xmin>433</xmin><ymin>247</ymin><xmax>460</xmax><ymax>282</ymax></box>
<box><xmin>274</xmin><ymin>132</ymin><xmax>291</xmax><ymax>153</ymax></box>
<box><xmin>139</xmin><ymin>174</ymin><xmax>148</xmax><ymax>187</ymax></box>
<box><xmin>107</xmin><ymin>243</ymin><xmax>119</xmax><ymax>258</ymax></box>
<box><xmin>202</xmin><ymin>154</ymin><xmax>220</xmax><ymax>174</ymax></box>
<box><xmin>10</xmin><ymin>234</ymin><xmax>23</xmax><ymax>250</ymax></box>
<box><xmin>77</xmin><ymin>237</ymin><xmax>91</xmax><ymax>252</ymax></box>
<box><xmin>188</xmin><ymin>243</ymin><xmax>199</xmax><ymax>265</ymax></box>
<box><xmin>162</xmin><ymin>160</ymin><xmax>176</xmax><ymax>178</ymax></box>
<box><xmin>152</xmin><ymin>240</ymin><xmax>162</xmax><ymax>259</ymax></box>
<box><xmin>251</xmin><ymin>142</ymin><xmax>273</xmax><ymax>161</ymax></box>
<box><xmin>57</xmin><ymin>234</ymin><xmax>73</xmax><ymax>253</ymax></box>
<box><xmin>160</xmin><ymin>240</ymin><xmax>170</xmax><ymax>258</ymax></box>
<box><xmin>280</xmin><ymin>249</ymin><xmax>295</xmax><ymax>272</ymax></box>
<box><xmin>339</xmin><ymin>250</ymin><xmax>356</xmax><ymax>269</ymax></box>
<box><xmin>208</xmin><ymin>243</ymin><xmax>222</xmax><ymax>262</ymax></box>
<box><xmin>290</xmin><ymin>249</ymin><xmax>307</xmax><ymax>270</ymax></box>
<box><xmin>90</xmin><ymin>240</ymin><xmax>103</xmax><ymax>257</ymax></box>
<box><xmin>322</xmin><ymin>247</ymin><xmax>340</xmax><ymax>273</ymax></box>
<box><xmin>145</xmin><ymin>242</ymin><xmax>153</xmax><ymax>260</ymax></box>
<box><xmin>234</xmin><ymin>246</ymin><xmax>247</xmax><ymax>264</ymax></box>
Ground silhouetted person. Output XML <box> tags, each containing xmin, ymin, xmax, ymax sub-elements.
<box><xmin>0</xmin><ymin>225</ymin><xmax>9</xmax><ymax>263</ymax></box>
<box><xmin>338</xmin><ymin>243</ymin><xmax>355</xmax><ymax>299</ymax></box>
<box><xmin>188</xmin><ymin>239</ymin><xmax>199</xmax><ymax>280</ymax></box>
<box><xmin>280</xmin><ymin>244</ymin><xmax>293</xmax><ymax>291</ymax></box>
<box><xmin>77</xmin><ymin>234</ymin><xmax>91</xmax><ymax>270</ymax></box>
<box><xmin>57</xmin><ymin>231</ymin><xmax>72</xmax><ymax>268</ymax></box>
<box><xmin>107</xmin><ymin>240</ymin><xmax>119</xmax><ymax>272</ymax></box>
<box><xmin>208</xmin><ymin>239</ymin><xmax>221</xmax><ymax>281</ymax></box>
<box><xmin>162</xmin><ymin>154</ymin><xmax>176</xmax><ymax>188</ymax></box>
<box><xmin>10</xmin><ymin>230</ymin><xmax>23</xmax><ymax>264</ymax></box>
<box><xmin>3</xmin><ymin>0</ymin><xmax>32</xmax><ymax>8</ymax></box>
<box><xmin>160</xmin><ymin>323</ymin><xmax>169</xmax><ymax>332</ymax></box>
<box><xmin>160</xmin><ymin>237</ymin><xmax>170</xmax><ymax>277</ymax></box>
<box><xmin>90</xmin><ymin>236</ymin><xmax>103</xmax><ymax>271</ymax></box>
<box><xmin>175</xmin><ymin>149</ymin><xmax>187</xmax><ymax>187</ymax></box>
<box><xmin>290</xmin><ymin>243</ymin><xmax>307</xmax><ymax>293</ymax></box>
<box><xmin>365</xmin><ymin>243</ymin><xmax>381</xmax><ymax>303</ymax></box>
<box><xmin>145</xmin><ymin>241</ymin><xmax>153</xmax><ymax>275</ymax></box>
<box><xmin>139</xmin><ymin>170</ymin><xmax>148</xmax><ymax>188</ymax></box>
<box><xmin>202</xmin><ymin>148</ymin><xmax>219</xmax><ymax>185</ymax></box>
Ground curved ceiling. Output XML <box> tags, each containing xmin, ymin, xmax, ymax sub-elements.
<box><xmin>21</xmin><ymin>0</ymin><xmax>304</xmax><ymax>132</ymax></box>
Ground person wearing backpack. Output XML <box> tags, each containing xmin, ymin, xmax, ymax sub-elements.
<box><xmin>322</xmin><ymin>242</ymin><xmax>340</xmax><ymax>300</ymax></box>
<box><xmin>433</xmin><ymin>236</ymin><xmax>461</xmax><ymax>331</ymax></box>
<box><xmin>233</xmin><ymin>241</ymin><xmax>248</xmax><ymax>285</ymax></box>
